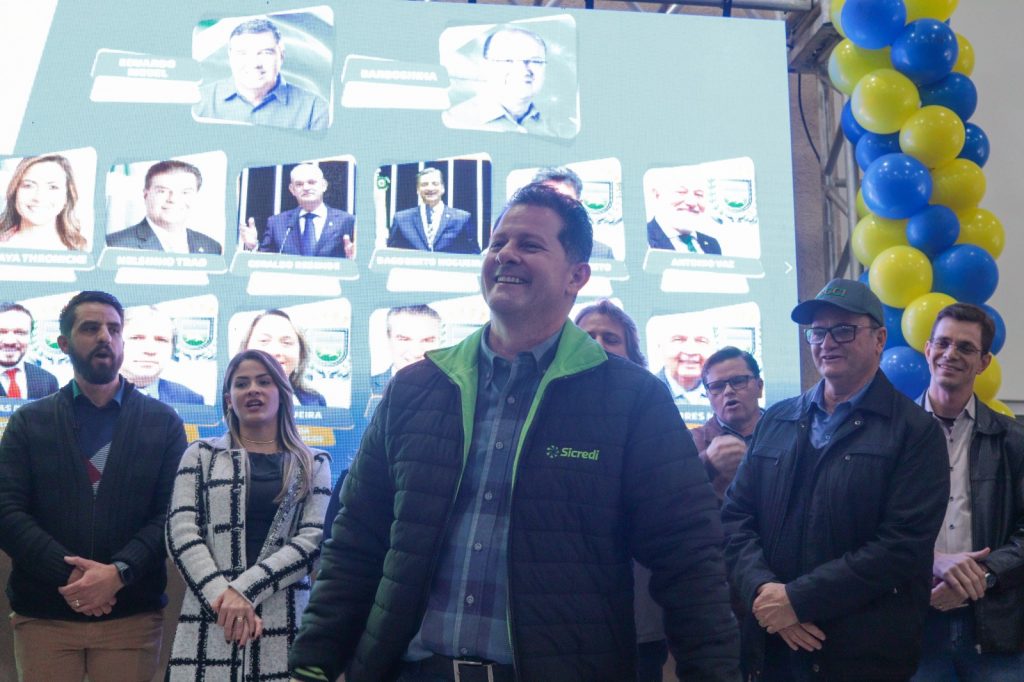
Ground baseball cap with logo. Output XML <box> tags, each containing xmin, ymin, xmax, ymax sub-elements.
<box><xmin>791</xmin><ymin>277</ymin><xmax>884</xmax><ymax>326</ymax></box>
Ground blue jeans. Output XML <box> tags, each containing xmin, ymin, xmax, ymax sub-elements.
<box><xmin>911</xmin><ymin>608</ymin><xmax>1024</xmax><ymax>681</ymax></box>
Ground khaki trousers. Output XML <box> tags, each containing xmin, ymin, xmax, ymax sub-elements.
<box><xmin>11</xmin><ymin>609</ymin><xmax>164</xmax><ymax>682</ymax></box>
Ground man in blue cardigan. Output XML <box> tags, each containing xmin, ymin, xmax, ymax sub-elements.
<box><xmin>0</xmin><ymin>291</ymin><xmax>186</xmax><ymax>681</ymax></box>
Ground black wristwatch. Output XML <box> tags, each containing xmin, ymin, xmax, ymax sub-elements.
<box><xmin>984</xmin><ymin>571</ymin><xmax>997</xmax><ymax>589</ymax></box>
<box><xmin>113</xmin><ymin>560</ymin><xmax>134</xmax><ymax>587</ymax></box>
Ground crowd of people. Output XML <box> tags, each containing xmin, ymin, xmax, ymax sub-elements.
<box><xmin>0</xmin><ymin>183</ymin><xmax>1021</xmax><ymax>682</ymax></box>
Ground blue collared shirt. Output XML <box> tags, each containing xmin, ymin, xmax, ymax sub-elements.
<box><xmin>405</xmin><ymin>326</ymin><xmax>561</xmax><ymax>664</ymax></box>
<box><xmin>194</xmin><ymin>76</ymin><xmax>328</xmax><ymax>131</ymax></box>
<box><xmin>808</xmin><ymin>377</ymin><xmax>874</xmax><ymax>449</ymax></box>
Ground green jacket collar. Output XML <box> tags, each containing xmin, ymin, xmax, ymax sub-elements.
<box><xmin>427</xmin><ymin>319</ymin><xmax>607</xmax><ymax>391</ymax></box>
<box><xmin>427</xmin><ymin>320</ymin><xmax>608</xmax><ymax>465</ymax></box>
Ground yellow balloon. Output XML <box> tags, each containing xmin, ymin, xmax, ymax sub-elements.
<box><xmin>852</xmin><ymin>213</ymin><xmax>908</xmax><ymax>267</ymax></box>
<box><xmin>869</xmin><ymin>245</ymin><xmax>933</xmax><ymax>308</ymax></box>
<box><xmin>899</xmin><ymin>105</ymin><xmax>966</xmax><ymax>168</ymax></box>
<box><xmin>831</xmin><ymin>0</ymin><xmax>847</xmax><ymax>38</ymax></box>
<box><xmin>956</xmin><ymin>207</ymin><xmax>1005</xmax><ymax>259</ymax></box>
<box><xmin>905</xmin><ymin>0</ymin><xmax>959</xmax><ymax>22</ymax></box>
<box><xmin>851</xmin><ymin>69</ymin><xmax>921</xmax><ymax>135</ymax></box>
<box><xmin>931</xmin><ymin>159</ymin><xmax>986</xmax><ymax>211</ymax></box>
<box><xmin>953</xmin><ymin>33</ymin><xmax>974</xmax><ymax>76</ymax></box>
<box><xmin>975</xmin><ymin>354</ymin><xmax>1002</xmax><ymax>402</ymax></box>
<box><xmin>901</xmin><ymin>292</ymin><xmax>956</xmax><ymax>352</ymax></box>
<box><xmin>829</xmin><ymin>40</ymin><xmax>892</xmax><ymax>96</ymax></box>
<box><xmin>984</xmin><ymin>397</ymin><xmax>1016</xmax><ymax>419</ymax></box>
<box><xmin>856</xmin><ymin>189</ymin><xmax>869</xmax><ymax>219</ymax></box>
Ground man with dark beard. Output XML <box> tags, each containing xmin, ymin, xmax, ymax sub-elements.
<box><xmin>0</xmin><ymin>291</ymin><xmax>187</xmax><ymax>681</ymax></box>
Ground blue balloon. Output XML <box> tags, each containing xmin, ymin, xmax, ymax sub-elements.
<box><xmin>856</xmin><ymin>132</ymin><xmax>901</xmax><ymax>171</ymax></box>
<box><xmin>842</xmin><ymin>100</ymin><xmax>868</xmax><ymax>145</ymax></box>
<box><xmin>919</xmin><ymin>73</ymin><xmax>978</xmax><ymax>121</ymax></box>
<box><xmin>959</xmin><ymin>123</ymin><xmax>990</xmax><ymax>167</ymax></box>
<box><xmin>842</xmin><ymin>0</ymin><xmax>907</xmax><ymax>50</ymax></box>
<box><xmin>891</xmin><ymin>19</ymin><xmax>958</xmax><ymax>85</ymax></box>
<box><xmin>862</xmin><ymin>153</ymin><xmax>933</xmax><ymax>219</ymax></box>
<box><xmin>932</xmin><ymin>244</ymin><xmax>999</xmax><ymax>305</ymax></box>
<box><xmin>858</xmin><ymin>270</ymin><xmax>870</xmax><ymax>285</ymax></box>
<box><xmin>980</xmin><ymin>304</ymin><xmax>1006</xmax><ymax>355</ymax></box>
<box><xmin>906</xmin><ymin>205</ymin><xmax>959</xmax><ymax>257</ymax></box>
<box><xmin>881</xmin><ymin>346</ymin><xmax>930</xmax><ymax>398</ymax></box>
<box><xmin>883</xmin><ymin>304</ymin><xmax>907</xmax><ymax>349</ymax></box>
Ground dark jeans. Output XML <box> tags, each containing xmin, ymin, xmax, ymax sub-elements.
<box><xmin>636</xmin><ymin>639</ymin><xmax>669</xmax><ymax>682</ymax></box>
<box><xmin>911</xmin><ymin>608</ymin><xmax>1024</xmax><ymax>681</ymax></box>
<box><xmin>758</xmin><ymin>637</ymin><xmax>916</xmax><ymax>682</ymax></box>
<box><xmin>759</xmin><ymin>636</ymin><xmax>821</xmax><ymax>682</ymax></box>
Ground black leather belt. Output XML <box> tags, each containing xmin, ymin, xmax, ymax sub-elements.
<box><xmin>403</xmin><ymin>655</ymin><xmax>516</xmax><ymax>682</ymax></box>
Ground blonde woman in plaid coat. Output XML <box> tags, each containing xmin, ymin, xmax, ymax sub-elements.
<box><xmin>166</xmin><ymin>349</ymin><xmax>332</xmax><ymax>680</ymax></box>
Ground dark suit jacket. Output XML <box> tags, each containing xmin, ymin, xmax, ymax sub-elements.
<box><xmin>105</xmin><ymin>219</ymin><xmax>223</xmax><ymax>255</ymax></box>
<box><xmin>157</xmin><ymin>378</ymin><xmax>204</xmax><ymax>405</ymax></box>
<box><xmin>260</xmin><ymin>206</ymin><xmax>355</xmax><ymax>258</ymax></box>
<box><xmin>646</xmin><ymin>218</ymin><xmax>721</xmax><ymax>255</ymax></box>
<box><xmin>591</xmin><ymin>240</ymin><xmax>614</xmax><ymax>260</ymax></box>
<box><xmin>0</xmin><ymin>364</ymin><xmax>59</xmax><ymax>400</ymax></box>
<box><xmin>387</xmin><ymin>205</ymin><xmax>479</xmax><ymax>254</ymax></box>
<box><xmin>364</xmin><ymin>368</ymin><xmax>393</xmax><ymax>420</ymax></box>
<box><xmin>294</xmin><ymin>385</ymin><xmax>326</xmax><ymax>407</ymax></box>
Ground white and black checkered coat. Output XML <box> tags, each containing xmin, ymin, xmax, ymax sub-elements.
<box><xmin>166</xmin><ymin>433</ymin><xmax>331</xmax><ymax>681</ymax></box>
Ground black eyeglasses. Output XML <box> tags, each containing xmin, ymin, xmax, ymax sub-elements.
<box><xmin>929</xmin><ymin>337</ymin><xmax>983</xmax><ymax>356</ymax></box>
<box><xmin>704</xmin><ymin>374</ymin><xmax>755</xmax><ymax>396</ymax></box>
<box><xmin>804</xmin><ymin>324</ymin><xmax>880</xmax><ymax>345</ymax></box>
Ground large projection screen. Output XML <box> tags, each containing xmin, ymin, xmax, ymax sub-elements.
<box><xmin>1</xmin><ymin>1</ymin><xmax>799</xmax><ymax>479</ymax></box>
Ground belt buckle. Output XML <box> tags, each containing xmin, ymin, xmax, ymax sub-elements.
<box><xmin>452</xmin><ymin>658</ymin><xmax>495</xmax><ymax>682</ymax></box>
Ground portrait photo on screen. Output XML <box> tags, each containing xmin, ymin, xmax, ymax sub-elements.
<box><xmin>120</xmin><ymin>296</ymin><xmax>219</xmax><ymax>407</ymax></box>
<box><xmin>0</xmin><ymin>298</ymin><xmax>62</xmax><ymax>402</ymax></box>
<box><xmin>367</xmin><ymin>294</ymin><xmax>489</xmax><ymax>377</ymax></box>
<box><xmin>0</xmin><ymin>147</ymin><xmax>96</xmax><ymax>255</ymax></box>
<box><xmin>228</xmin><ymin>299</ymin><xmax>352</xmax><ymax>411</ymax></box>
<box><xmin>506</xmin><ymin>158</ymin><xmax>624</xmax><ymax>261</ymax></box>
<box><xmin>646</xmin><ymin>302</ymin><xmax>762</xmax><ymax>421</ymax></box>
<box><xmin>191</xmin><ymin>7</ymin><xmax>334</xmax><ymax>132</ymax></box>
<box><xmin>104</xmin><ymin>150</ymin><xmax>227</xmax><ymax>258</ymax></box>
<box><xmin>237</xmin><ymin>156</ymin><xmax>356</xmax><ymax>259</ymax></box>
<box><xmin>4</xmin><ymin>292</ymin><xmax>77</xmax><ymax>395</ymax></box>
<box><xmin>643</xmin><ymin>157</ymin><xmax>761</xmax><ymax>260</ymax></box>
<box><xmin>374</xmin><ymin>156</ymin><xmax>492</xmax><ymax>262</ymax></box>
<box><xmin>440</xmin><ymin>15</ymin><xmax>579</xmax><ymax>139</ymax></box>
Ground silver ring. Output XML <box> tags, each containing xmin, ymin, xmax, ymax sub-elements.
<box><xmin>73</xmin><ymin>599</ymin><xmax>81</xmax><ymax>608</ymax></box>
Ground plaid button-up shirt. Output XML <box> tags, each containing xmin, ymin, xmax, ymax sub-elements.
<box><xmin>406</xmin><ymin>327</ymin><xmax>560</xmax><ymax>664</ymax></box>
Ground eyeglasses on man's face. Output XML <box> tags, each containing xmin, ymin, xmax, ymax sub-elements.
<box><xmin>928</xmin><ymin>337</ymin><xmax>983</xmax><ymax>356</ymax></box>
<box><xmin>804</xmin><ymin>324</ymin><xmax>880</xmax><ymax>345</ymax></box>
<box><xmin>704</xmin><ymin>374</ymin><xmax>756</xmax><ymax>396</ymax></box>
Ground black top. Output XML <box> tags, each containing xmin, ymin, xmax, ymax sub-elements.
<box><xmin>246</xmin><ymin>452</ymin><xmax>284</xmax><ymax>568</ymax></box>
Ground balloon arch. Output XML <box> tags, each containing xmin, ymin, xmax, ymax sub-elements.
<box><xmin>828</xmin><ymin>0</ymin><xmax>1010</xmax><ymax>414</ymax></box>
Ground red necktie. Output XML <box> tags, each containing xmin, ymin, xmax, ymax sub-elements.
<box><xmin>5</xmin><ymin>368</ymin><xmax>22</xmax><ymax>399</ymax></box>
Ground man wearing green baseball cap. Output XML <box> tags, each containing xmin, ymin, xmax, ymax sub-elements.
<box><xmin>722</xmin><ymin>277</ymin><xmax>949</xmax><ymax>681</ymax></box>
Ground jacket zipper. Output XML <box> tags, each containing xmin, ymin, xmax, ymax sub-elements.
<box><xmin>406</xmin><ymin>379</ymin><xmax>470</xmax><ymax>671</ymax></box>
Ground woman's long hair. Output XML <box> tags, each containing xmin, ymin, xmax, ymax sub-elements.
<box><xmin>238</xmin><ymin>309</ymin><xmax>317</xmax><ymax>397</ymax></box>
<box><xmin>0</xmin><ymin>154</ymin><xmax>87</xmax><ymax>250</ymax></box>
<box><xmin>222</xmin><ymin>349</ymin><xmax>315</xmax><ymax>503</ymax></box>
<box><xmin>574</xmin><ymin>299</ymin><xmax>648</xmax><ymax>368</ymax></box>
